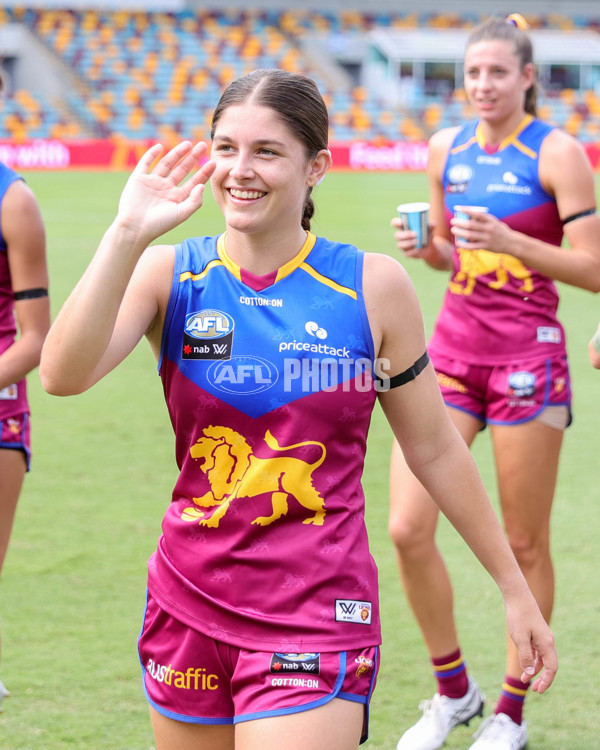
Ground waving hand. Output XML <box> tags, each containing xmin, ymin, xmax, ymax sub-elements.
<box><xmin>117</xmin><ymin>141</ymin><xmax>216</xmax><ymax>248</ymax></box>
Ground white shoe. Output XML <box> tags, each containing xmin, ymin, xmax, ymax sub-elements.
<box><xmin>0</xmin><ymin>679</ymin><xmax>9</xmax><ymax>712</ymax></box>
<box><xmin>469</xmin><ymin>713</ymin><xmax>528</xmax><ymax>749</ymax></box>
<box><xmin>397</xmin><ymin>677</ymin><xmax>485</xmax><ymax>750</ymax></box>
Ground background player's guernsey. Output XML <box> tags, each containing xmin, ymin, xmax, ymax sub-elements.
<box><xmin>0</xmin><ymin>163</ymin><xmax>29</xmax><ymax>422</ymax></box>
<box><xmin>432</xmin><ymin>116</ymin><xmax>567</xmax><ymax>365</ymax></box>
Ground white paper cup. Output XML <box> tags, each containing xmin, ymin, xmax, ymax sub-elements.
<box><xmin>454</xmin><ymin>205</ymin><xmax>488</xmax><ymax>243</ymax></box>
<box><xmin>396</xmin><ymin>201</ymin><xmax>430</xmax><ymax>248</ymax></box>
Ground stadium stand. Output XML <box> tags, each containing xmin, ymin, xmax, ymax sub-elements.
<box><xmin>0</xmin><ymin>7</ymin><xmax>599</xmax><ymax>144</ymax></box>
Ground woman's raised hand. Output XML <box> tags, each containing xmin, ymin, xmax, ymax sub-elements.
<box><xmin>116</xmin><ymin>141</ymin><xmax>216</xmax><ymax>248</ymax></box>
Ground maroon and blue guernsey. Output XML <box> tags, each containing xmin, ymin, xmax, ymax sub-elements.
<box><xmin>430</xmin><ymin>115</ymin><xmax>567</xmax><ymax>365</ymax></box>
<box><xmin>148</xmin><ymin>231</ymin><xmax>382</xmax><ymax>653</ymax></box>
<box><xmin>0</xmin><ymin>163</ymin><xmax>28</xmax><ymax>420</ymax></box>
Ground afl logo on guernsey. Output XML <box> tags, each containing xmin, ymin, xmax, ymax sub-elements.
<box><xmin>183</xmin><ymin>309</ymin><xmax>234</xmax><ymax>360</ymax></box>
<box><xmin>447</xmin><ymin>164</ymin><xmax>472</xmax><ymax>194</ymax></box>
<box><xmin>208</xmin><ymin>355</ymin><xmax>278</xmax><ymax>394</ymax></box>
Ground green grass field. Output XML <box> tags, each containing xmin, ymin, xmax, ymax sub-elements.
<box><xmin>1</xmin><ymin>169</ymin><xmax>599</xmax><ymax>749</ymax></box>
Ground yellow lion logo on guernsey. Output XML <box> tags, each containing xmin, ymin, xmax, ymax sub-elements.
<box><xmin>449</xmin><ymin>248</ymin><xmax>533</xmax><ymax>296</ymax></box>
<box><xmin>181</xmin><ymin>425</ymin><xmax>327</xmax><ymax>528</ymax></box>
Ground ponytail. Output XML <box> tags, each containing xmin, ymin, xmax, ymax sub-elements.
<box><xmin>302</xmin><ymin>190</ymin><xmax>315</xmax><ymax>232</ymax></box>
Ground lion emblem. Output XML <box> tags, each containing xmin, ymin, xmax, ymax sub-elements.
<box><xmin>450</xmin><ymin>248</ymin><xmax>533</xmax><ymax>295</ymax></box>
<box><xmin>185</xmin><ymin>425</ymin><xmax>327</xmax><ymax>528</ymax></box>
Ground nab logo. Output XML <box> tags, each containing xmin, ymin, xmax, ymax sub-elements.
<box><xmin>185</xmin><ymin>310</ymin><xmax>233</xmax><ymax>339</ymax></box>
<box><xmin>270</xmin><ymin>653</ymin><xmax>321</xmax><ymax>674</ymax></box>
<box><xmin>208</xmin><ymin>355</ymin><xmax>278</xmax><ymax>394</ymax></box>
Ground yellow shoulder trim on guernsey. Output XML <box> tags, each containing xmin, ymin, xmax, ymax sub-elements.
<box><xmin>214</xmin><ymin>232</ymin><xmax>316</xmax><ymax>282</ymax></box>
<box><xmin>179</xmin><ymin>257</ymin><xmax>226</xmax><ymax>283</ymax></box>
<box><xmin>299</xmin><ymin>261</ymin><xmax>358</xmax><ymax>299</ymax></box>
<box><xmin>475</xmin><ymin>115</ymin><xmax>536</xmax><ymax>158</ymax></box>
<box><xmin>274</xmin><ymin>232</ymin><xmax>317</xmax><ymax>281</ymax></box>
<box><xmin>179</xmin><ymin>233</ymin><xmax>356</xmax><ymax>299</ymax></box>
<box><xmin>450</xmin><ymin>135</ymin><xmax>477</xmax><ymax>155</ymax></box>
<box><xmin>215</xmin><ymin>234</ymin><xmax>242</xmax><ymax>281</ymax></box>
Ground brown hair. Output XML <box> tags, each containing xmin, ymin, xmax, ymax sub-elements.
<box><xmin>466</xmin><ymin>15</ymin><xmax>538</xmax><ymax>116</ymax></box>
<box><xmin>211</xmin><ymin>68</ymin><xmax>329</xmax><ymax>232</ymax></box>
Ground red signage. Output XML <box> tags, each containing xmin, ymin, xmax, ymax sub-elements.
<box><xmin>0</xmin><ymin>138</ymin><xmax>598</xmax><ymax>171</ymax></box>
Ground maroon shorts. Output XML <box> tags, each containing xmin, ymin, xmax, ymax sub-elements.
<box><xmin>431</xmin><ymin>352</ymin><xmax>572</xmax><ymax>427</ymax></box>
<box><xmin>138</xmin><ymin>590</ymin><xmax>379</xmax><ymax>741</ymax></box>
<box><xmin>0</xmin><ymin>412</ymin><xmax>31</xmax><ymax>470</ymax></box>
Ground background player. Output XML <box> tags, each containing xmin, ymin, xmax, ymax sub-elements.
<box><xmin>0</xmin><ymin>77</ymin><xmax>50</xmax><ymax>707</ymax></box>
<box><xmin>389</xmin><ymin>13</ymin><xmax>600</xmax><ymax>750</ymax></box>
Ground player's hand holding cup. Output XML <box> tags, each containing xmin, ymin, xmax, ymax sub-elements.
<box><xmin>396</xmin><ymin>202</ymin><xmax>431</xmax><ymax>249</ymax></box>
<box><xmin>453</xmin><ymin>205</ymin><xmax>489</xmax><ymax>245</ymax></box>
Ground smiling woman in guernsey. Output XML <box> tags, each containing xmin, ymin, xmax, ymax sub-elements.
<box><xmin>41</xmin><ymin>68</ymin><xmax>557</xmax><ymax>750</ymax></box>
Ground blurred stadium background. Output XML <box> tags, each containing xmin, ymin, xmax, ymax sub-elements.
<box><xmin>1</xmin><ymin>0</ymin><xmax>600</xmax><ymax>170</ymax></box>
<box><xmin>1</xmin><ymin>5</ymin><xmax>600</xmax><ymax>747</ymax></box>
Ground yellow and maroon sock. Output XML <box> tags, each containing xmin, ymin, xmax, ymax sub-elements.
<box><xmin>494</xmin><ymin>676</ymin><xmax>530</xmax><ymax>724</ymax></box>
<box><xmin>432</xmin><ymin>648</ymin><xmax>469</xmax><ymax>699</ymax></box>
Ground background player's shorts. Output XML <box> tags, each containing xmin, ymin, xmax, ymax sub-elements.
<box><xmin>430</xmin><ymin>352</ymin><xmax>572</xmax><ymax>427</ymax></box>
<box><xmin>138</xmin><ymin>590</ymin><xmax>379</xmax><ymax>743</ymax></box>
<box><xmin>0</xmin><ymin>413</ymin><xmax>31</xmax><ymax>470</ymax></box>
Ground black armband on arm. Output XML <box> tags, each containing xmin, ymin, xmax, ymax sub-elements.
<box><xmin>13</xmin><ymin>287</ymin><xmax>49</xmax><ymax>301</ymax></box>
<box><xmin>562</xmin><ymin>208</ymin><xmax>596</xmax><ymax>225</ymax></box>
<box><xmin>377</xmin><ymin>350</ymin><xmax>430</xmax><ymax>391</ymax></box>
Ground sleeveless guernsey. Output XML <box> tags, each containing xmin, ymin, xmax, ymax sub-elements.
<box><xmin>0</xmin><ymin>163</ymin><xmax>28</xmax><ymax>419</ymax></box>
<box><xmin>148</xmin><ymin>231</ymin><xmax>382</xmax><ymax>653</ymax></box>
<box><xmin>430</xmin><ymin>116</ymin><xmax>567</xmax><ymax>365</ymax></box>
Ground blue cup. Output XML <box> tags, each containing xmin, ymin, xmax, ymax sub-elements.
<box><xmin>396</xmin><ymin>202</ymin><xmax>430</xmax><ymax>248</ymax></box>
<box><xmin>454</xmin><ymin>205</ymin><xmax>488</xmax><ymax>244</ymax></box>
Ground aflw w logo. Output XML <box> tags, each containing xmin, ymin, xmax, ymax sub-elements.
<box><xmin>335</xmin><ymin>599</ymin><xmax>372</xmax><ymax>624</ymax></box>
<box><xmin>213</xmin><ymin>343</ymin><xmax>228</xmax><ymax>355</ymax></box>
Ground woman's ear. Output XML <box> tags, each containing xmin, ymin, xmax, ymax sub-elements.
<box><xmin>307</xmin><ymin>149</ymin><xmax>332</xmax><ymax>186</ymax></box>
<box><xmin>522</xmin><ymin>62</ymin><xmax>536</xmax><ymax>91</ymax></box>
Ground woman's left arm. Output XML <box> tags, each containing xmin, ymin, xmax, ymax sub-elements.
<box><xmin>0</xmin><ymin>179</ymin><xmax>50</xmax><ymax>389</ymax></box>
<box><xmin>451</xmin><ymin>130</ymin><xmax>600</xmax><ymax>292</ymax></box>
<box><xmin>364</xmin><ymin>252</ymin><xmax>557</xmax><ymax>692</ymax></box>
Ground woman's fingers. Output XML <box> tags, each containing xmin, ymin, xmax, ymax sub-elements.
<box><xmin>164</xmin><ymin>142</ymin><xmax>211</xmax><ymax>186</ymax></box>
<box><xmin>143</xmin><ymin>141</ymin><xmax>209</xmax><ymax>186</ymax></box>
<box><xmin>132</xmin><ymin>143</ymin><xmax>165</xmax><ymax>175</ymax></box>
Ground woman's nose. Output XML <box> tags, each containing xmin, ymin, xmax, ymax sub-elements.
<box><xmin>229</xmin><ymin>153</ymin><xmax>254</xmax><ymax>179</ymax></box>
